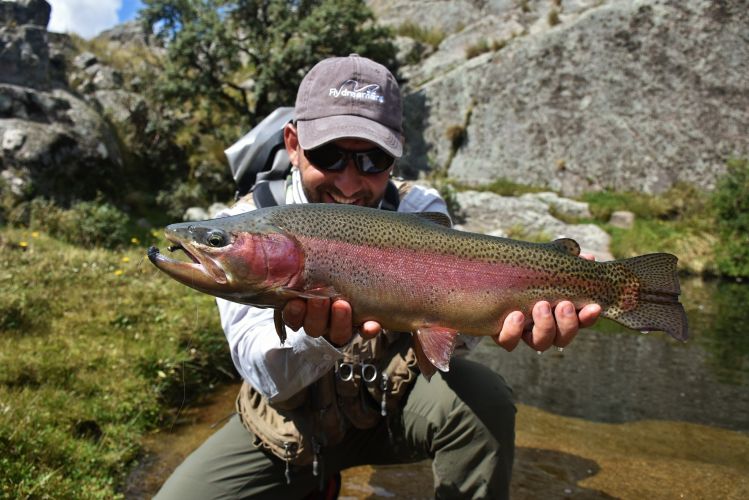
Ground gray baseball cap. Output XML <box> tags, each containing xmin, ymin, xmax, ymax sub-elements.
<box><xmin>294</xmin><ymin>54</ymin><xmax>403</xmax><ymax>158</ymax></box>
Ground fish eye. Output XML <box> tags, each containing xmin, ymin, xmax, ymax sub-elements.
<box><xmin>206</xmin><ymin>230</ymin><xmax>228</xmax><ymax>247</ymax></box>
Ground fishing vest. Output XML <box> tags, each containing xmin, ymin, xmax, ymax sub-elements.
<box><xmin>234</xmin><ymin>177</ymin><xmax>422</xmax><ymax>481</ymax></box>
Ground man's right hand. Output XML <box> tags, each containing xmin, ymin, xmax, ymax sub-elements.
<box><xmin>282</xmin><ymin>298</ymin><xmax>381</xmax><ymax>346</ymax></box>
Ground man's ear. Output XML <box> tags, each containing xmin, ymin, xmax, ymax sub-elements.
<box><xmin>284</xmin><ymin>123</ymin><xmax>300</xmax><ymax>167</ymax></box>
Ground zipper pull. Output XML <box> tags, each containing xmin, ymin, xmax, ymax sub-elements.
<box><xmin>312</xmin><ymin>438</ymin><xmax>321</xmax><ymax>477</ymax></box>
<box><xmin>380</xmin><ymin>372</ymin><xmax>389</xmax><ymax>417</ymax></box>
<box><xmin>283</xmin><ymin>442</ymin><xmax>296</xmax><ymax>484</ymax></box>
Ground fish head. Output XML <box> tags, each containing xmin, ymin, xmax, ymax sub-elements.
<box><xmin>148</xmin><ymin>216</ymin><xmax>304</xmax><ymax>306</ymax></box>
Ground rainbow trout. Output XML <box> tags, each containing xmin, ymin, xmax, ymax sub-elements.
<box><xmin>148</xmin><ymin>204</ymin><xmax>688</xmax><ymax>374</ymax></box>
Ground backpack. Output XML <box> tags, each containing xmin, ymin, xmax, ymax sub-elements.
<box><xmin>224</xmin><ymin>107</ymin><xmax>401</xmax><ymax>210</ymax></box>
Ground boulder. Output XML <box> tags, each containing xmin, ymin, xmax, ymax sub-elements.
<box><xmin>609</xmin><ymin>210</ymin><xmax>635</xmax><ymax>229</ymax></box>
<box><xmin>0</xmin><ymin>0</ymin><xmax>50</xmax><ymax>27</ymax></box>
<box><xmin>454</xmin><ymin>190</ymin><xmax>613</xmax><ymax>261</ymax></box>
<box><xmin>0</xmin><ymin>0</ymin><xmax>51</xmax><ymax>89</ymax></box>
<box><xmin>0</xmin><ymin>86</ymin><xmax>124</xmax><ymax>205</ymax></box>
<box><xmin>398</xmin><ymin>0</ymin><xmax>749</xmax><ymax>195</ymax></box>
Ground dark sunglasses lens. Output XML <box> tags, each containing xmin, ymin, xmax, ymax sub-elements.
<box><xmin>306</xmin><ymin>145</ymin><xmax>346</xmax><ymax>171</ymax></box>
<box><xmin>357</xmin><ymin>149</ymin><xmax>394</xmax><ymax>174</ymax></box>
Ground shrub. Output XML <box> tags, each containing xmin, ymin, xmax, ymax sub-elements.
<box><xmin>712</xmin><ymin>158</ymin><xmax>749</xmax><ymax>277</ymax></box>
<box><xmin>465</xmin><ymin>39</ymin><xmax>490</xmax><ymax>59</ymax></box>
<box><xmin>24</xmin><ymin>198</ymin><xmax>131</xmax><ymax>249</ymax></box>
<box><xmin>396</xmin><ymin>21</ymin><xmax>446</xmax><ymax>49</ymax></box>
<box><xmin>548</xmin><ymin>8</ymin><xmax>561</xmax><ymax>26</ymax></box>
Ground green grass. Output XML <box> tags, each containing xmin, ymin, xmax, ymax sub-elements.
<box><xmin>581</xmin><ymin>184</ymin><xmax>717</xmax><ymax>274</ymax></box>
<box><xmin>0</xmin><ymin>227</ymin><xmax>236</xmax><ymax>498</ymax></box>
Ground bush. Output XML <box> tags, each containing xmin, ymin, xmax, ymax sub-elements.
<box><xmin>22</xmin><ymin>198</ymin><xmax>132</xmax><ymax>249</ymax></box>
<box><xmin>712</xmin><ymin>158</ymin><xmax>749</xmax><ymax>277</ymax></box>
<box><xmin>396</xmin><ymin>21</ymin><xmax>446</xmax><ymax>49</ymax></box>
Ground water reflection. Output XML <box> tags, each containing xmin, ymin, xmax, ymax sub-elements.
<box><xmin>467</xmin><ymin>277</ymin><xmax>749</xmax><ymax>432</ymax></box>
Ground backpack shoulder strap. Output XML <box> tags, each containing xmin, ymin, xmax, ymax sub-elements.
<box><xmin>252</xmin><ymin>179</ymin><xmax>287</xmax><ymax>208</ymax></box>
<box><xmin>381</xmin><ymin>180</ymin><xmax>401</xmax><ymax>212</ymax></box>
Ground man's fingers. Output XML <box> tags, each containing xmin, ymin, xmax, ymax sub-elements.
<box><xmin>578</xmin><ymin>303</ymin><xmax>602</xmax><ymax>328</ymax></box>
<box><xmin>494</xmin><ymin>312</ymin><xmax>525</xmax><ymax>351</ymax></box>
<box><xmin>328</xmin><ymin>300</ymin><xmax>353</xmax><ymax>345</ymax></box>
<box><xmin>552</xmin><ymin>301</ymin><xmax>579</xmax><ymax>348</ymax></box>
<box><xmin>281</xmin><ymin>299</ymin><xmax>306</xmax><ymax>331</ymax></box>
<box><xmin>303</xmin><ymin>298</ymin><xmax>330</xmax><ymax>338</ymax></box>
<box><xmin>360</xmin><ymin>320</ymin><xmax>382</xmax><ymax>339</ymax></box>
<box><xmin>525</xmin><ymin>301</ymin><xmax>556</xmax><ymax>351</ymax></box>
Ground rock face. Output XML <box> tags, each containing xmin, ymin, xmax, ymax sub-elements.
<box><xmin>0</xmin><ymin>0</ymin><xmax>124</xmax><ymax>206</ymax></box>
<box><xmin>0</xmin><ymin>0</ymin><xmax>52</xmax><ymax>89</ymax></box>
<box><xmin>387</xmin><ymin>0</ymin><xmax>749</xmax><ymax>195</ymax></box>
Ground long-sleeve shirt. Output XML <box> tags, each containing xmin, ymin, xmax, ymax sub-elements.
<box><xmin>216</xmin><ymin>169</ymin><xmax>455</xmax><ymax>403</ymax></box>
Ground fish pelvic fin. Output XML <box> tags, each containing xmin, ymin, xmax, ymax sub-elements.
<box><xmin>414</xmin><ymin>327</ymin><xmax>459</xmax><ymax>379</ymax></box>
<box><xmin>606</xmin><ymin>253</ymin><xmax>689</xmax><ymax>341</ymax></box>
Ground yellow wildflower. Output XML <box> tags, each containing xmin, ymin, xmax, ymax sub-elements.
<box><xmin>114</xmin><ymin>269</ymin><xmax>124</xmax><ymax>276</ymax></box>
<box><xmin>121</xmin><ymin>256</ymin><xmax>130</xmax><ymax>263</ymax></box>
<box><xmin>19</xmin><ymin>241</ymin><xmax>28</xmax><ymax>248</ymax></box>
<box><xmin>31</xmin><ymin>232</ymin><xmax>40</xmax><ymax>238</ymax></box>
<box><xmin>131</xmin><ymin>237</ymin><xmax>140</xmax><ymax>245</ymax></box>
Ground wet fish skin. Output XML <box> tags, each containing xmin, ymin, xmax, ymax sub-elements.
<box><xmin>148</xmin><ymin>203</ymin><xmax>688</xmax><ymax>372</ymax></box>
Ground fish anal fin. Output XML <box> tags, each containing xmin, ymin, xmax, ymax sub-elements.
<box><xmin>549</xmin><ymin>238</ymin><xmax>581</xmax><ymax>256</ymax></box>
<box><xmin>415</xmin><ymin>212</ymin><xmax>452</xmax><ymax>228</ymax></box>
<box><xmin>415</xmin><ymin>327</ymin><xmax>458</xmax><ymax>375</ymax></box>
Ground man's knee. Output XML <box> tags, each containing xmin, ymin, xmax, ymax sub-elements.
<box><xmin>404</xmin><ymin>357</ymin><xmax>516</xmax><ymax>450</ymax></box>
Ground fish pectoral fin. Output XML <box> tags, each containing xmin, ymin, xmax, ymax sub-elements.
<box><xmin>297</xmin><ymin>286</ymin><xmax>340</xmax><ymax>299</ymax></box>
<box><xmin>414</xmin><ymin>327</ymin><xmax>459</xmax><ymax>377</ymax></box>
<box><xmin>273</xmin><ymin>309</ymin><xmax>287</xmax><ymax>346</ymax></box>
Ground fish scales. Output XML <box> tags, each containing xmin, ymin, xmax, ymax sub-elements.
<box><xmin>148</xmin><ymin>203</ymin><xmax>688</xmax><ymax>371</ymax></box>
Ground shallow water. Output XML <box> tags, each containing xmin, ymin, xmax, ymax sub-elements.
<box><xmin>467</xmin><ymin>276</ymin><xmax>749</xmax><ymax>432</ymax></box>
<box><xmin>126</xmin><ymin>276</ymin><xmax>749</xmax><ymax>498</ymax></box>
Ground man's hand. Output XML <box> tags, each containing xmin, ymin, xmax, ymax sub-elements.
<box><xmin>493</xmin><ymin>301</ymin><xmax>602</xmax><ymax>352</ymax></box>
<box><xmin>493</xmin><ymin>252</ymin><xmax>602</xmax><ymax>352</ymax></box>
<box><xmin>282</xmin><ymin>298</ymin><xmax>381</xmax><ymax>346</ymax></box>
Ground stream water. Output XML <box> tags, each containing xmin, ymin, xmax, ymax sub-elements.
<box><xmin>125</xmin><ymin>276</ymin><xmax>749</xmax><ymax>498</ymax></box>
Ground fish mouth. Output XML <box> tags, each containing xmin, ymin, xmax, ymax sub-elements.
<box><xmin>148</xmin><ymin>242</ymin><xmax>228</xmax><ymax>290</ymax></box>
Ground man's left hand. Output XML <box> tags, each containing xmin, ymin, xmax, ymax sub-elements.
<box><xmin>493</xmin><ymin>301</ymin><xmax>601</xmax><ymax>352</ymax></box>
<box><xmin>493</xmin><ymin>252</ymin><xmax>602</xmax><ymax>352</ymax></box>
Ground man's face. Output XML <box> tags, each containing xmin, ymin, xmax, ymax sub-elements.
<box><xmin>284</xmin><ymin>124</ymin><xmax>392</xmax><ymax>208</ymax></box>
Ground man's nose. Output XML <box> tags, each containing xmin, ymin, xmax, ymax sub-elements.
<box><xmin>334</xmin><ymin>160</ymin><xmax>362</xmax><ymax>197</ymax></box>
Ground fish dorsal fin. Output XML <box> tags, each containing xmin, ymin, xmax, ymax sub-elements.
<box><xmin>549</xmin><ymin>238</ymin><xmax>581</xmax><ymax>256</ymax></box>
<box><xmin>415</xmin><ymin>212</ymin><xmax>452</xmax><ymax>228</ymax></box>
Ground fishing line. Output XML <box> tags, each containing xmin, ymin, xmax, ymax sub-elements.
<box><xmin>168</xmin><ymin>266</ymin><xmax>200</xmax><ymax>433</ymax></box>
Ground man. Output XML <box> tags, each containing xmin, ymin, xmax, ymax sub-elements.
<box><xmin>157</xmin><ymin>54</ymin><xmax>601</xmax><ymax>499</ymax></box>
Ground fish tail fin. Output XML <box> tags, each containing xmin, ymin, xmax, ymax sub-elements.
<box><xmin>606</xmin><ymin>253</ymin><xmax>689</xmax><ymax>341</ymax></box>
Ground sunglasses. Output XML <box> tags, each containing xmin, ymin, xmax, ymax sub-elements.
<box><xmin>304</xmin><ymin>143</ymin><xmax>395</xmax><ymax>175</ymax></box>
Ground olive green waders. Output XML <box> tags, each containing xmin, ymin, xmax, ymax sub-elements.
<box><xmin>155</xmin><ymin>357</ymin><xmax>516</xmax><ymax>499</ymax></box>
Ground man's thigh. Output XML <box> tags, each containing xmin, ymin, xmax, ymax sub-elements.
<box><xmin>154</xmin><ymin>414</ymin><xmax>319</xmax><ymax>500</ymax></box>
<box><xmin>398</xmin><ymin>356</ymin><xmax>516</xmax><ymax>499</ymax></box>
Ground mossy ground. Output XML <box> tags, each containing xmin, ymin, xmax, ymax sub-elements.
<box><xmin>0</xmin><ymin>227</ymin><xmax>236</xmax><ymax>498</ymax></box>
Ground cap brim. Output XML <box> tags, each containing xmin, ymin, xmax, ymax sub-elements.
<box><xmin>297</xmin><ymin>115</ymin><xmax>403</xmax><ymax>158</ymax></box>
